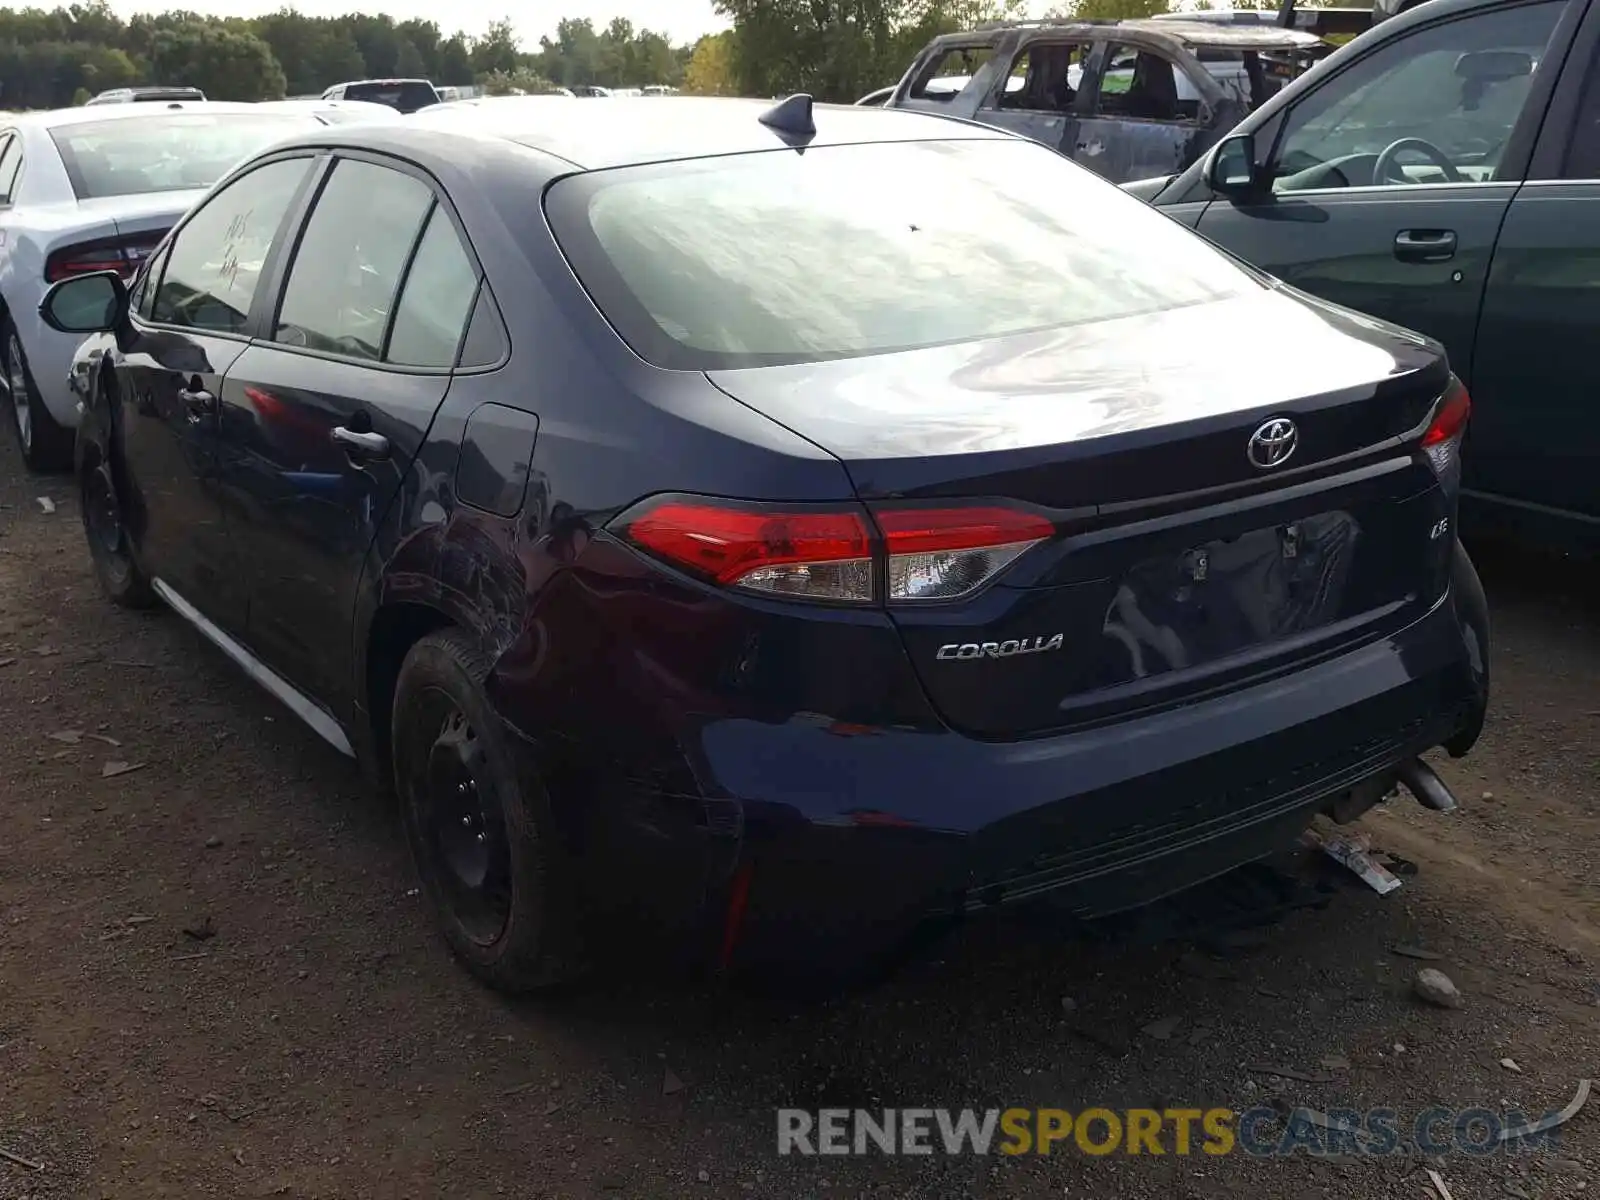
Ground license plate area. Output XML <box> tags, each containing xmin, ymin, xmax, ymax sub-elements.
<box><xmin>1102</xmin><ymin>511</ymin><xmax>1361</xmax><ymax>679</ymax></box>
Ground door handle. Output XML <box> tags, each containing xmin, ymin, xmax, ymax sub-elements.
<box><xmin>1393</xmin><ymin>229</ymin><xmax>1457</xmax><ymax>263</ymax></box>
<box><xmin>331</xmin><ymin>425</ymin><xmax>390</xmax><ymax>460</ymax></box>
<box><xmin>177</xmin><ymin>378</ymin><xmax>215</xmax><ymax>421</ymax></box>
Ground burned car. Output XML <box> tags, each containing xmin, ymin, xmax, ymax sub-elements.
<box><xmin>880</xmin><ymin>17</ymin><xmax>1330</xmax><ymax>182</ymax></box>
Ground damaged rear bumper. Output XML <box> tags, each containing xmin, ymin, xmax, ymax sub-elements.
<box><xmin>703</xmin><ymin>572</ymin><xmax>1488</xmax><ymax>974</ymax></box>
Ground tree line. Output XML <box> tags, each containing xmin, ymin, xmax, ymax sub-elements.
<box><xmin>0</xmin><ymin>2</ymin><xmax>696</xmax><ymax>109</ymax></box>
<box><xmin>0</xmin><ymin>0</ymin><xmax>1196</xmax><ymax>113</ymax></box>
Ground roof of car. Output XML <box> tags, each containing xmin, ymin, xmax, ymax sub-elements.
<box><xmin>21</xmin><ymin>101</ymin><xmax>304</xmax><ymax>129</ymax></box>
<box><xmin>931</xmin><ymin>15</ymin><xmax>1321</xmax><ymax>50</ymax></box>
<box><xmin>386</xmin><ymin>94</ymin><xmax>1001</xmax><ymax>170</ymax></box>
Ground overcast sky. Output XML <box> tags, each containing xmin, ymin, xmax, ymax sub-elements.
<box><xmin>103</xmin><ymin>0</ymin><xmax>735</xmax><ymax>45</ymax></box>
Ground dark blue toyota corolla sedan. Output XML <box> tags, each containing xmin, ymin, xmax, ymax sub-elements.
<box><xmin>40</xmin><ymin>95</ymin><xmax>1489</xmax><ymax>991</ymax></box>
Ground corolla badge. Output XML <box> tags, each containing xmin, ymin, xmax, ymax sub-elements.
<box><xmin>937</xmin><ymin>634</ymin><xmax>1064</xmax><ymax>661</ymax></box>
<box><xmin>1247</xmin><ymin>417</ymin><xmax>1299</xmax><ymax>469</ymax></box>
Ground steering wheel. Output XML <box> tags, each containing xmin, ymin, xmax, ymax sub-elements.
<box><xmin>1373</xmin><ymin>137</ymin><xmax>1464</xmax><ymax>185</ymax></box>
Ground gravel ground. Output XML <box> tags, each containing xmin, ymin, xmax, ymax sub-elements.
<box><xmin>1</xmin><ymin>435</ymin><xmax>1596</xmax><ymax>1200</ymax></box>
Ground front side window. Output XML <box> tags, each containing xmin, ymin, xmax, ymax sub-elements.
<box><xmin>128</xmin><ymin>243</ymin><xmax>165</xmax><ymax>319</ymax></box>
<box><xmin>910</xmin><ymin>46</ymin><xmax>996</xmax><ymax>102</ymax></box>
<box><xmin>151</xmin><ymin>157</ymin><xmax>312</xmax><ymax>334</ymax></box>
<box><xmin>49</xmin><ymin>114</ymin><xmax>317</xmax><ymax>200</ymax></box>
<box><xmin>1271</xmin><ymin>0</ymin><xmax>1564</xmax><ymax>191</ymax></box>
<box><xmin>1095</xmin><ymin>44</ymin><xmax>1200</xmax><ymax>123</ymax></box>
<box><xmin>273</xmin><ymin>158</ymin><xmax>434</xmax><ymax>361</ymax></box>
<box><xmin>544</xmin><ymin>137</ymin><xmax>1258</xmax><ymax>370</ymax></box>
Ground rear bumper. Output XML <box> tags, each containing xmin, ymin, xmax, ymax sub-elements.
<box><xmin>701</xmin><ymin>581</ymin><xmax>1487</xmax><ymax>971</ymax></box>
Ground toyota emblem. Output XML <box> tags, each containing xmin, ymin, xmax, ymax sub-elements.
<box><xmin>1247</xmin><ymin>417</ymin><xmax>1299</xmax><ymax>469</ymax></box>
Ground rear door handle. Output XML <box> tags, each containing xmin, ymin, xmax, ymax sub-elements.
<box><xmin>1393</xmin><ymin>229</ymin><xmax>1457</xmax><ymax>263</ymax></box>
<box><xmin>331</xmin><ymin>426</ymin><xmax>389</xmax><ymax>460</ymax></box>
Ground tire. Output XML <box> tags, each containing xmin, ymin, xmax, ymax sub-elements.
<box><xmin>3</xmin><ymin>315</ymin><xmax>74</xmax><ymax>472</ymax></box>
<box><xmin>392</xmin><ymin>628</ymin><xmax>581</xmax><ymax>992</ymax></box>
<box><xmin>77</xmin><ymin>380</ymin><xmax>156</xmax><ymax>610</ymax></box>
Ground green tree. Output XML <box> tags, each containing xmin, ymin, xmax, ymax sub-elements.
<box><xmin>395</xmin><ymin>38</ymin><xmax>426</xmax><ymax>78</ymax></box>
<box><xmin>398</xmin><ymin>18</ymin><xmax>442</xmax><ymax>73</ymax></box>
<box><xmin>471</xmin><ymin>17</ymin><xmax>519</xmax><ymax>77</ymax></box>
<box><xmin>479</xmin><ymin>67</ymin><xmax>565</xmax><ymax>95</ymax></box>
<box><xmin>683</xmin><ymin>31</ymin><xmax>736</xmax><ymax>95</ymax></box>
<box><xmin>149</xmin><ymin>21</ymin><xmax>286</xmax><ymax>100</ymax></box>
<box><xmin>436</xmin><ymin>34</ymin><xmax>475</xmax><ymax>85</ymax></box>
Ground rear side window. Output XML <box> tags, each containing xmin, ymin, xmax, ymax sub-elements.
<box><xmin>544</xmin><ymin>137</ymin><xmax>1255</xmax><ymax>370</ymax></box>
<box><xmin>1095</xmin><ymin>44</ymin><xmax>1200</xmax><ymax>123</ymax></box>
<box><xmin>386</xmin><ymin>206</ymin><xmax>480</xmax><ymax>368</ymax></box>
<box><xmin>274</xmin><ymin>159</ymin><xmax>433</xmax><ymax>360</ymax></box>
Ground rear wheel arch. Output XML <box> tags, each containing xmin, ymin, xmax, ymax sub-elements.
<box><xmin>360</xmin><ymin>599</ymin><xmax>459</xmax><ymax>792</ymax></box>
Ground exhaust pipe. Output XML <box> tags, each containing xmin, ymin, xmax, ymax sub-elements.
<box><xmin>1397</xmin><ymin>757</ymin><xmax>1458</xmax><ymax>813</ymax></box>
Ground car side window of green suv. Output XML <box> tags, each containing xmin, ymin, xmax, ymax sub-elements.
<box><xmin>1269</xmin><ymin>0</ymin><xmax>1565</xmax><ymax>193</ymax></box>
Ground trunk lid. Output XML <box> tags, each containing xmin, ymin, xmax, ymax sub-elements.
<box><xmin>709</xmin><ymin>290</ymin><xmax>1456</xmax><ymax>738</ymax></box>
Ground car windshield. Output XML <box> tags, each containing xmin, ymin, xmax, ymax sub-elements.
<box><xmin>50</xmin><ymin>114</ymin><xmax>312</xmax><ymax>200</ymax></box>
<box><xmin>544</xmin><ymin>137</ymin><xmax>1257</xmax><ymax>370</ymax></box>
<box><xmin>343</xmin><ymin>82</ymin><xmax>439</xmax><ymax>112</ymax></box>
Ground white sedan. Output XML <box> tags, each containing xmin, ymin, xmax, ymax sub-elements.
<box><xmin>0</xmin><ymin>101</ymin><xmax>332</xmax><ymax>470</ymax></box>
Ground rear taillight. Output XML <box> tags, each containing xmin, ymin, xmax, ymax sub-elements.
<box><xmin>45</xmin><ymin>231</ymin><xmax>168</xmax><ymax>283</ymax></box>
<box><xmin>1420</xmin><ymin>377</ymin><xmax>1471</xmax><ymax>486</ymax></box>
<box><xmin>617</xmin><ymin>500</ymin><xmax>875</xmax><ymax>602</ymax></box>
<box><xmin>873</xmin><ymin>505</ymin><xmax>1055</xmax><ymax>601</ymax></box>
<box><xmin>612</xmin><ymin>497</ymin><xmax>1054</xmax><ymax>605</ymax></box>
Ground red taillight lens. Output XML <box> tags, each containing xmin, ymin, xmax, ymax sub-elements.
<box><xmin>1420</xmin><ymin>378</ymin><xmax>1471</xmax><ymax>484</ymax></box>
<box><xmin>45</xmin><ymin>231</ymin><xmax>169</xmax><ymax>283</ymax></box>
<box><xmin>617</xmin><ymin>499</ymin><xmax>874</xmax><ymax>602</ymax></box>
<box><xmin>1421</xmin><ymin>379</ymin><xmax>1471</xmax><ymax>448</ymax></box>
<box><xmin>613</xmin><ymin>496</ymin><xmax>1054</xmax><ymax>605</ymax></box>
<box><xmin>873</xmin><ymin>505</ymin><xmax>1055</xmax><ymax>601</ymax></box>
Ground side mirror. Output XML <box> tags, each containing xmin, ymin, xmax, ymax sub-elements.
<box><xmin>39</xmin><ymin>270</ymin><xmax>128</xmax><ymax>335</ymax></box>
<box><xmin>1206</xmin><ymin>133</ymin><xmax>1262</xmax><ymax>199</ymax></box>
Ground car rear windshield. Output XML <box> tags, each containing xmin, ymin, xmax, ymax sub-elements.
<box><xmin>50</xmin><ymin>114</ymin><xmax>311</xmax><ymax>200</ymax></box>
<box><xmin>544</xmin><ymin>138</ymin><xmax>1258</xmax><ymax>370</ymax></box>
<box><xmin>344</xmin><ymin>82</ymin><xmax>439</xmax><ymax>112</ymax></box>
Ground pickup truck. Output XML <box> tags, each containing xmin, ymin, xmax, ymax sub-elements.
<box><xmin>1129</xmin><ymin>0</ymin><xmax>1600</xmax><ymax>555</ymax></box>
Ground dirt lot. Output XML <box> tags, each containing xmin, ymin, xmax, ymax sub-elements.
<box><xmin>1</xmin><ymin>436</ymin><xmax>1596</xmax><ymax>1200</ymax></box>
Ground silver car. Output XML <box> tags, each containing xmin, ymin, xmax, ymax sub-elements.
<box><xmin>0</xmin><ymin>102</ymin><xmax>335</xmax><ymax>470</ymax></box>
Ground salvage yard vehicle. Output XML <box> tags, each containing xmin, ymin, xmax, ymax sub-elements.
<box><xmin>881</xmin><ymin>17</ymin><xmax>1329</xmax><ymax>181</ymax></box>
<box><xmin>1129</xmin><ymin>0</ymin><xmax>1600</xmax><ymax>555</ymax></box>
<box><xmin>41</xmin><ymin>95</ymin><xmax>1490</xmax><ymax>992</ymax></box>
<box><xmin>0</xmin><ymin>102</ymin><xmax>338</xmax><ymax>470</ymax></box>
